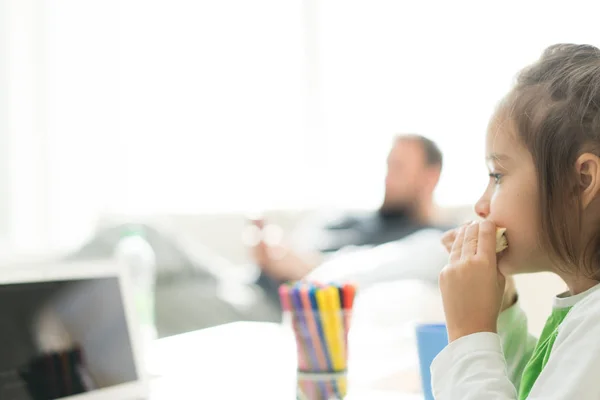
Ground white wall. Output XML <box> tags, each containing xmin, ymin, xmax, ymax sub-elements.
<box><xmin>4</xmin><ymin>0</ymin><xmax>50</xmax><ymax>251</ymax></box>
<box><xmin>4</xmin><ymin>1</ymin><xmax>600</xmax><ymax>254</ymax></box>
<box><xmin>0</xmin><ymin>0</ymin><xmax>10</xmax><ymax>243</ymax></box>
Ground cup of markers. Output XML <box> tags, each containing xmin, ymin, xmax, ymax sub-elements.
<box><xmin>279</xmin><ymin>282</ymin><xmax>357</xmax><ymax>400</ymax></box>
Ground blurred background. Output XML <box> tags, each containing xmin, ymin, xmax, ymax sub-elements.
<box><xmin>0</xmin><ymin>0</ymin><xmax>594</xmax><ymax>337</ymax></box>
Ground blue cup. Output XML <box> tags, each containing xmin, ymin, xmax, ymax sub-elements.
<box><xmin>415</xmin><ymin>323</ymin><xmax>449</xmax><ymax>400</ymax></box>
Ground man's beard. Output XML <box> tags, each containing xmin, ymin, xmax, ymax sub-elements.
<box><xmin>379</xmin><ymin>198</ymin><xmax>412</xmax><ymax>218</ymax></box>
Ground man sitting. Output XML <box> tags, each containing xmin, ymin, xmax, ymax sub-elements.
<box><xmin>249</xmin><ymin>134</ymin><xmax>451</xmax><ymax>304</ymax></box>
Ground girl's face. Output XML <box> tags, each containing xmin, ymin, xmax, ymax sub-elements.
<box><xmin>475</xmin><ymin>113</ymin><xmax>550</xmax><ymax>275</ymax></box>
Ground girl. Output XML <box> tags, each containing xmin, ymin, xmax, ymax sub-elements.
<box><xmin>433</xmin><ymin>44</ymin><xmax>600</xmax><ymax>399</ymax></box>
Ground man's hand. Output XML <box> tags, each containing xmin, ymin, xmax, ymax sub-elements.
<box><xmin>254</xmin><ymin>242</ymin><xmax>313</xmax><ymax>282</ymax></box>
<box><xmin>246</xmin><ymin>219</ymin><xmax>317</xmax><ymax>281</ymax></box>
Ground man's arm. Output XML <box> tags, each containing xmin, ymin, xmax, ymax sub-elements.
<box><xmin>307</xmin><ymin>229</ymin><xmax>447</xmax><ymax>289</ymax></box>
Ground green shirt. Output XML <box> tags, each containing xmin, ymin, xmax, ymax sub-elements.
<box><xmin>518</xmin><ymin>307</ymin><xmax>571</xmax><ymax>399</ymax></box>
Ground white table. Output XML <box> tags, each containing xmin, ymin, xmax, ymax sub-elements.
<box><xmin>148</xmin><ymin>321</ymin><xmax>425</xmax><ymax>399</ymax></box>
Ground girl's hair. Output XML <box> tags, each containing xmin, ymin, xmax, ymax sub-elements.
<box><xmin>503</xmin><ymin>44</ymin><xmax>600</xmax><ymax>277</ymax></box>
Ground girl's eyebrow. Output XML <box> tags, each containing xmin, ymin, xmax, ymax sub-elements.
<box><xmin>486</xmin><ymin>153</ymin><xmax>512</xmax><ymax>162</ymax></box>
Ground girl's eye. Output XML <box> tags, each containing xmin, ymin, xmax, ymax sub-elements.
<box><xmin>489</xmin><ymin>173</ymin><xmax>503</xmax><ymax>184</ymax></box>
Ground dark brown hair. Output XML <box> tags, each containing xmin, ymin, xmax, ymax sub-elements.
<box><xmin>395</xmin><ymin>134</ymin><xmax>443</xmax><ymax>169</ymax></box>
<box><xmin>503</xmin><ymin>44</ymin><xmax>600</xmax><ymax>277</ymax></box>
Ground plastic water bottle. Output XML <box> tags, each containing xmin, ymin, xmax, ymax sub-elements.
<box><xmin>114</xmin><ymin>226</ymin><xmax>158</xmax><ymax>346</ymax></box>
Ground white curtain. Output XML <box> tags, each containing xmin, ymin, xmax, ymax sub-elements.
<box><xmin>3</xmin><ymin>0</ymin><xmax>599</xmax><ymax>250</ymax></box>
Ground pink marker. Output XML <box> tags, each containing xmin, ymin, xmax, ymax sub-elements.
<box><xmin>279</xmin><ymin>284</ymin><xmax>292</xmax><ymax>312</ymax></box>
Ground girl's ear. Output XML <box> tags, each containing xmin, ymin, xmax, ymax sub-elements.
<box><xmin>576</xmin><ymin>153</ymin><xmax>600</xmax><ymax>208</ymax></box>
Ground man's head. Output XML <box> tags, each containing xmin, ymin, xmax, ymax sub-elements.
<box><xmin>382</xmin><ymin>134</ymin><xmax>443</xmax><ymax>212</ymax></box>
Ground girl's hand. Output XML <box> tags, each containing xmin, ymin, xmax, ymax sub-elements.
<box><xmin>441</xmin><ymin>223</ymin><xmax>518</xmax><ymax>313</ymax></box>
<box><xmin>441</xmin><ymin>223</ymin><xmax>471</xmax><ymax>253</ymax></box>
<box><xmin>439</xmin><ymin>221</ymin><xmax>506</xmax><ymax>342</ymax></box>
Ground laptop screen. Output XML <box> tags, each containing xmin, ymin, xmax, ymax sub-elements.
<box><xmin>0</xmin><ymin>277</ymin><xmax>139</xmax><ymax>400</ymax></box>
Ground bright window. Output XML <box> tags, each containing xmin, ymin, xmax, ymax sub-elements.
<box><xmin>3</xmin><ymin>0</ymin><xmax>599</xmax><ymax>249</ymax></box>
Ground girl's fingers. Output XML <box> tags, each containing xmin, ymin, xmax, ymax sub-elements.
<box><xmin>477</xmin><ymin>220</ymin><xmax>498</xmax><ymax>266</ymax></box>
<box><xmin>442</xmin><ymin>221</ymin><xmax>473</xmax><ymax>253</ymax></box>
<box><xmin>450</xmin><ymin>226</ymin><xmax>466</xmax><ymax>262</ymax></box>
<box><xmin>461</xmin><ymin>222</ymin><xmax>479</xmax><ymax>259</ymax></box>
<box><xmin>441</xmin><ymin>229</ymin><xmax>457</xmax><ymax>253</ymax></box>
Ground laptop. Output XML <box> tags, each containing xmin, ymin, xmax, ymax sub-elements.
<box><xmin>0</xmin><ymin>258</ymin><xmax>150</xmax><ymax>400</ymax></box>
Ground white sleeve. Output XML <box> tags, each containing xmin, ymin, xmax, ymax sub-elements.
<box><xmin>525</xmin><ymin>295</ymin><xmax>600</xmax><ymax>399</ymax></box>
<box><xmin>431</xmin><ymin>332</ymin><xmax>517</xmax><ymax>399</ymax></box>
<box><xmin>306</xmin><ymin>229</ymin><xmax>447</xmax><ymax>289</ymax></box>
<box><xmin>431</xmin><ymin>294</ymin><xmax>600</xmax><ymax>399</ymax></box>
<box><xmin>430</xmin><ymin>302</ymin><xmax>533</xmax><ymax>399</ymax></box>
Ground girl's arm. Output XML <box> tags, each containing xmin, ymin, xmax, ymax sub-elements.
<box><xmin>431</xmin><ymin>291</ymin><xmax>600</xmax><ymax>399</ymax></box>
<box><xmin>496</xmin><ymin>300</ymin><xmax>538</xmax><ymax>390</ymax></box>
<box><xmin>430</xmin><ymin>300</ymin><xmax>536</xmax><ymax>399</ymax></box>
<box><xmin>433</xmin><ymin>222</ymin><xmax>530</xmax><ymax>399</ymax></box>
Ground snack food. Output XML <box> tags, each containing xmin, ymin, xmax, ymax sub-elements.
<box><xmin>496</xmin><ymin>228</ymin><xmax>508</xmax><ymax>253</ymax></box>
